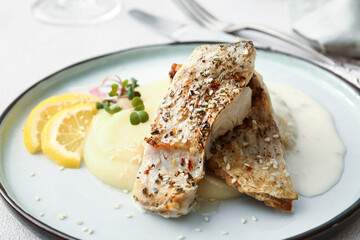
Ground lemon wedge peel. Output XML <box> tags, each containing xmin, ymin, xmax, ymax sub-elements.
<box><xmin>23</xmin><ymin>93</ymin><xmax>99</xmax><ymax>154</ymax></box>
<box><xmin>41</xmin><ymin>103</ymin><xmax>97</xmax><ymax>168</ymax></box>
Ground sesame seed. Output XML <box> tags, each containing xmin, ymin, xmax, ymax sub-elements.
<box><xmin>177</xmin><ymin>235</ymin><xmax>185</xmax><ymax>240</ymax></box>
<box><xmin>242</xmin><ymin>142</ymin><xmax>249</xmax><ymax>147</ymax></box>
<box><xmin>204</xmin><ymin>216</ymin><xmax>209</xmax><ymax>222</ymax></box>
<box><xmin>223</xmin><ymin>156</ymin><xmax>228</xmax><ymax>162</ymax></box>
<box><xmin>29</xmin><ymin>172</ymin><xmax>36</xmax><ymax>177</ymax></box>
<box><xmin>262</xmin><ymin>167</ymin><xmax>269</xmax><ymax>170</ymax></box>
<box><xmin>209</xmin><ymin>90</ymin><xmax>214</xmax><ymax>95</ymax></box>
<box><xmin>82</xmin><ymin>227</ymin><xmax>89</xmax><ymax>232</ymax></box>
<box><xmin>181</xmin><ymin>138</ymin><xmax>187</xmax><ymax>144</ymax></box>
<box><xmin>35</xmin><ymin>196</ymin><xmax>40</xmax><ymax>201</ymax></box>
<box><xmin>208</xmin><ymin>198</ymin><xmax>216</xmax><ymax>202</ymax></box>
<box><xmin>113</xmin><ymin>203</ymin><xmax>121</xmax><ymax>209</ymax></box>
<box><xmin>273</xmin><ymin>164</ymin><xmax>278</xmax><ymax>169</ymax></box>
<box><xmin>241</xmin><ymin>218</ymin><xmax>246</xmax><ymax>224</ymax></box>
<box><xmin>39</xmin><ymin>212</ymin><xmax>44</xmax><ymax>217</ymax></box>
<box><xmin>76</xmin><ymin>221</ymin><xmax>83</xmax><ymax>225</ymax></box>
<box><xmin>126</xmin><ymin>214</ymin><xmax>133</xmax><ymax>218</ymax></box>
<box><xmin>252</xmin><ymin>120</ymin><xmax>257</xmax><ymax>125</ymax></box>
<box><xmin>122</xmin><ymin>189</ymin><xmax>129</xmax><ymax>194</ymax></box>
<box><xmin>251</xmin><ymin>216</ymin><xmax>258</xmax><ymax>221</ymax></box>
<box><xmin>273</xmin><ymin>134</ymin><xmax>280</xmax><ymax>139</ymax></box>
<box><xmin>226</xmin><ymin>163</ymin><xmax>230</xmax><ymax>170</ymax></box>
<box><xmin>59</xmin><ymin>166</ymin><xmax>65</xmax><ymax>171</ymax></box>
<box><xmin>264</xmin><ymin>137</ymin><xmax>271</xmax><ymax>142</ymax></box>
<box><xmin>259</xmin><ymin>159</ymin><xmax>263</xmax><ymax>164</ymax></box>
<box><xmin>58</xmin><ymin>214</ymin><xmax>67</xmax><ymax>220</ymax></box>
<box><xmin>221</xmin><ymin>231</ymin><xmax>229</xmax><ymax>235</ymax></box>
<box><xmin>256</xmin><ymin>155</ymin><xmax>262</xmax><ymax>159</ymax></box>
<box><xmin>233</xmin><ymin>89</ymin><xmax>240</xmax><ymax>93</ymax></box>
<box><xmin>88</xmin><ymin>228</ymin><xmax>94</xmax><ymax>235</ymax></box>
<box><xmin>231</xmin><ymin>178</ymin><xmax>236</xmax><ymax>184</ymax></box>
<box><xmin>194</xmin><ymin>228</ymin><xmax>201</xmax><ymax>232</ymax></box>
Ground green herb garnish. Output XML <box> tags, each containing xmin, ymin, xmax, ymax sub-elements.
<box><xmin>130</xmin><ymin>110</ymin><xmax>149</xmax><ymax>125</ymax></box>
<box><xmin>130</xmin><ymin>112</ymin><xmax>140</xmax><ymax>125</ymax></box>
<box><xmin>91</xmin><ymin>75</ymin><xmax>149</xmax><ymax>125</ymax></box>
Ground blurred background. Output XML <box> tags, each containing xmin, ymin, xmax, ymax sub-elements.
<box><xmin>0</xmin><ymin>0</ymin><xmax>359</xmax><ymax>239</ymax></box>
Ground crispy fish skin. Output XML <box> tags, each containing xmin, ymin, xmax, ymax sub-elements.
<box><xmin>133</xmin><ymin>41</ymin><xmax>256</xmax><ymax>217</ymax></box>
<box><xmin>208</xmin><ymin>72</ymin><xmax>298</xmax><ymax>211</ymax></box>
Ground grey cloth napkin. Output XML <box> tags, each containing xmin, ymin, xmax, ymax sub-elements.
<box><xmin>290</xmin><ymin>0</ymin><xmax>360</xmax><ymax>58</ymax></box>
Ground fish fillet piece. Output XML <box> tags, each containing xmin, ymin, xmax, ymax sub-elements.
<box><xmin>208</xmin><ymin>72</ymin><xmax>298</xmax><ymax>211</ymax></box>
<box><xmin>133</xmin><ymin>41</ymin><xmax>256</xmax><ymax>217</ymax></box>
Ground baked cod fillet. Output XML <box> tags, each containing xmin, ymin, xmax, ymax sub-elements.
<box><xmin>208</xmin><ymin>72</ymin><xmax>298</xmax><ymax>211</ymax></box>
<box><xmin>133</xmin><ymin>41</ymin><xmax>256</xmax><ymax>217</ymax></box>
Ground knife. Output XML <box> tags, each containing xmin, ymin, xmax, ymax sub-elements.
<box><xmin>129</xmin><ymin>9</ymin><xmax>236</xmax><ymax>43</ymax></box>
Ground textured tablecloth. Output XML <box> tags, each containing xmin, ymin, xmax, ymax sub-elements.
<box><xmin>0</xmin><ymin>0</ymin><xmax>359</xmax><ymax>239</ymax></box>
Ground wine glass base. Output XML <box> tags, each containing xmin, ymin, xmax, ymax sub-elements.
<box><xmin>32</xmin><ymin>0</ymin><xmax>122</xmax><ymax>25</ymax></box>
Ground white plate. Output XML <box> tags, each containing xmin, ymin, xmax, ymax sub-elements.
<box><xmin>0</xmin><ymin>43</ymin><xmax>359</xmax><ymax>240</ymax></box>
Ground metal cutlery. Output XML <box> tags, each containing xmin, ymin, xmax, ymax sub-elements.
<box><xmin>129</xmin><ymin>9</ymin><xmax>237</xmax><ymax>43</ymax></box>
<box><xmin>172</xmin><ymin>0</ymin><xmax>359</xmax><ymax>89</ymax></box>
<box><xmin>129</xmin><ymin>8</ymin><xmax>359</xmax><ymax>89</ymax></box>
<box><xmin>173</xmin><ymin>0</ymin><xmax>336</xmax><ymax>66</ymax></box>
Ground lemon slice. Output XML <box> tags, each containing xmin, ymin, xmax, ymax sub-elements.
<box><xmin>23</xmin><ymin>93</ymin><xmax>99</xmax><ymax>154</ymax></box>
<box><xmin>41</xmin><ymin>103</ymin><xmax>97</xmax><ymax>168</ymax></box>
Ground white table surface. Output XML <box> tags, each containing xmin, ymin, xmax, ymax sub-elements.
<box><xmin>0</xmin><ymin>0</ymin><xmax>359</xmax><ymax>239</ymax></box>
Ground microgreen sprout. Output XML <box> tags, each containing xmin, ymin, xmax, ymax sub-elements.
<box><xmin>90</xmin><ymin>74</ymin><xmax>149</xmax><ymax>125</ymax></box>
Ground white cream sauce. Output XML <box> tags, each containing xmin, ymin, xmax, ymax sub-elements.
<box><xmin>269</xmin><ymin>83</ymin><xmax>345</xmax><ymax>197</ymax></box>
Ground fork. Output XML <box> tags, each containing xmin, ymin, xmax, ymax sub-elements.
<box><xmin>173</xmin><ymin>0</ymin><xmax>336</xmax><ymax>66</ymax></box>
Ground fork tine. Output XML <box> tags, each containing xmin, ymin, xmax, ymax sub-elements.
<box><xmin>184</xmin><ymin>0</ymin><xmax>220</xmax><ymax>23</ymax></box>
<box><xmin>174</xmin><ymin>0</ymin><xmax>226</xmax><ymax>31</ymax></box>
<box><xmin>173</xmin><ymin>0</ymin><xmax>208</xmax><ymax>28</ymax></box>
<box><xmin>180</xmin><ymin>0</ymin><xmax>216</xmax><ymax>25</ymax></box>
